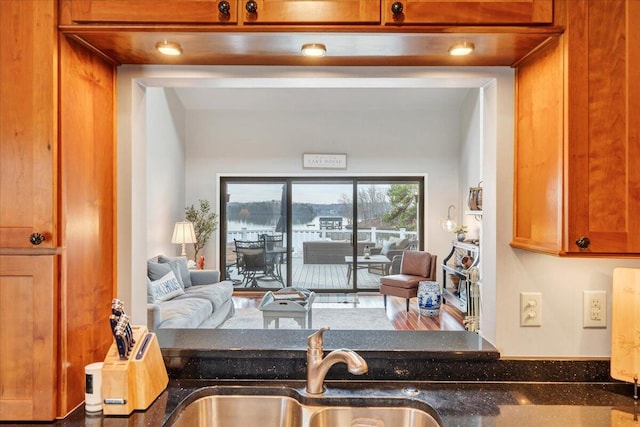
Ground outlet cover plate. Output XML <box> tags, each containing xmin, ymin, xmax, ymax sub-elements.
<box><xmin>583</xmin><ymin>290</ymin><xmax>607</xmax><ymax>328</ymax></box>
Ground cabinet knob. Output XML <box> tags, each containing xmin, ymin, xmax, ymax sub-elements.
<box><xmin>245</xmin><ymin>0</ymin><xmax>258</xmax><ymax>14</ymax></box>
<box><xmin>218</xmin><ymin>0</ymin><xmax>230</xmax><ymax>15</ymax></box>
<box><xmin>29</xmin><ymin>232</ymin><xmax>46</xmax><ymax>245</ymax></box>
<box><xmin>575</xmin><ymin>236</ymin><xmax>591</xmax><ymax>249</ymax></box>
<box><xmin>391</xmin><ymin>1</ymin><xmax>404</xmax><ymax>15</ymax></box>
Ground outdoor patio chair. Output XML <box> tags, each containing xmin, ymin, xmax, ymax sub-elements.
<box><xmin>234</xmin><ymin>239</ymin><xmax>269</xmax><ymax>287</ymax></box>
<box><xmin>260</xmin><ymin>233</ymin><xmax>283</xmax><ymax>251</ymax></box>
<box><xmin>261</xmin><ymin>233</ymin><xmax>287</xmax><ymax>283</ymax></box>
<box><xmin>379</xmin><ymin>250</ymin><xmax>438</xmax><ymax>312</ymax></box>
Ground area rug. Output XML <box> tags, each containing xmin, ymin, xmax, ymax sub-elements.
<box><xmin>219</xmin><ymin>307</ymin><xmax>395</xmax><ymax>330</ymax></box>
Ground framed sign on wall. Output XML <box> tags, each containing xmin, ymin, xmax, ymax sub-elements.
<box><xmin>302</xmin><ymin>153</ymin><xmax>347</xmax><ymax>169</ymax></box>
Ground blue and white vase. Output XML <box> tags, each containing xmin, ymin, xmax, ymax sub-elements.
<box><xmin>418</xmin><ymin>281</ymin><xmax>441</xmax><ymax>317</ymax></box>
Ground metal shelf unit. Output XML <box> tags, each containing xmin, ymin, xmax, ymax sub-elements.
<box><xmin>441</xmin><ymin>240</ymin><xmax>480</xmax><ymax>314</ymax></box>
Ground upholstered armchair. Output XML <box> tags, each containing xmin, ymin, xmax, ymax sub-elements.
<box><xmin>368</xmin><ymin>238</ymin><xmax>418</xmax><ymax>275</ymax></box>
<box><xmin>379</xmin><ymin>250</ymin><xmax>438</xmax><ymax>312</ymax></box>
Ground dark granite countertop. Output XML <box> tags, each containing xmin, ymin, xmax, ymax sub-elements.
<box><xmin>3</xmin><ymin>330</ymin><xmax>637</xmax><ymax>426</ymax></box>
<box><xmin>34</xmin><ymin>378</ymin><xmax>637</xmax><ymax>426</ymax></box>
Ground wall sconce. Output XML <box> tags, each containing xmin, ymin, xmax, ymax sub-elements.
<box><xmin>441</xmin><ymin>205</ymin><xmax>457</xmax><ymax>232</ymax></box>
<box><xmin>448</xmin><ymin>42</ymin><xmax>474</xmax><ymax>56</ymax></box>
<box><xmin>171</xmin><ymin>221</ymin><xmax>196</xmax><ymax>257</ymax></box>
<box><xmin>155</xmin><ymin>41</ymin><xmax>183</xmax><ymax>56</ymax></box>
<box><xmin>301</xmin><ymin>43</ymin><xmax>326</xmax><ymax>57</ymax></box>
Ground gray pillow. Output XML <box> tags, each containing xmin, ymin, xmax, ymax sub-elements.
<box><xmin>158</xmin><ymin>255</ymin><xmax>192</xmax><ymax>288</ymax></box>
<box><xmin>155</xmin><ymin>258</ymin><xmax>185</xmax><ymax>289</ymax></box>
<box><xmin>147</xmin><ymin>261</ymin><xmax>171</xmax><ymax>281</ymax></box>
<box><xmin>146</xmin><ymin>277</ymin><xmax>155</xmax><ymax>303</ymax></box>
<box><xmin>381</xmin><ymin>241</ymin><xmax>396</xmax><ymax>256</ymax></box>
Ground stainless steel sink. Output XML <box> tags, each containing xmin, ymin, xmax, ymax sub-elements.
<box><xmin>165</xmin><ymin>386</ymin><xmax>443</xmax><ymax>427</ymax></box>
<box><xmin>169</xmin><ymin>394</ymin><xmax>303</xmax><ymax>427</ymax></box>
<box><xmin>308</xmin><ymin>406</ymin><xmax>441</xmax><ymax>427</ymax></box>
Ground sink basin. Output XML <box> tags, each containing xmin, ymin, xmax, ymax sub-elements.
<box><xmin>164</xmin><ymin>386</ymin><xmax>443</xmax><ymax>427</ymax></box>
<box><xmin>308</xmin><ymin>406</ymin><xmax>441</xmax><ymax>427</ymax></box>
<box><xmin>169</xmin><ymin>395</ymin><xmax>303</xmax><ymax>427</ymax></box>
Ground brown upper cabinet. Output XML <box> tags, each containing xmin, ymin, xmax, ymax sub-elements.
<box><xmin>64</xmin><ymin>0</ymin><xmax>554</xmax><ymax>26</ymax></box>
<box><xmin>383</xmin><ymin>0</ymin><xmax>553</xmax><ymax>25</ymax></box>
<box><xmin>66</xmin><ymin>0</ymin><xmax>239</xmax><ymax>24</ymax></box>
<box><xmin>0</xmin><ymin>0</ymin><xmax>57</xmax><ymax>249</ymax></box>
<box><xmin>239</xmin><ymin>0</ymin><xmax>380</xmax><ymax>25</ymax></box>
<box><xmin>512</xmin><ymin>0</ymin><xmax>640</xmax><ymax>256</ymax></box>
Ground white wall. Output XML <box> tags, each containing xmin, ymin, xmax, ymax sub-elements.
<box><xmin>185</xmin><ymin>107</ymin><xmax>462</xmax><ymax>265</ymax></box>
<box><xmin>458</xmin><ymin>88</ymin><xmax>482</xmax><ymax>241</ymax></box>
<box><xmin>146</xmin><ymin>88</ymin><xmax>188</xmax><ymax>258</ymax></box>
<box><xmin>117</xmin><ymin>65</ymin><xmax>639</xmax><ymax>358</ymax></box>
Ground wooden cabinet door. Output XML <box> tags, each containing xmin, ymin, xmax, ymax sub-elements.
<box><xmin>0</xmin><ymin>256</ymin><xmax>57</xmax><ymax>421</ymax></box>
<box><xmin>383</xmin><ymin>0</ymin><xmax>552</xmax><ymax>25</ymax></box>
<box><xmin>67</xmin><ymin>0</ymin><xmax>238</xmax><ymax>24</ymax></box>
<box><xmin>512</xmin><ymin>37</ymin><xmax>564</xmax><ymax>255</ymax></box>
<box><xmin>240</xmin><ymin>0</ymin><xmax>380</xmax><ymax>24</ymax></box>
<box><xmin>513</xmin><ymin>0</ymin><xmax>640</xmax><ymax>255</ymax></box>
<box><xmin>0</xmin><ymin>1</ymin><xmax>57</xmax><ymax>249</ymax></box>
<box><xmin>563</xmin><ymin>0</ymin><xmax>640</xmax><ymax>254</ymax></box>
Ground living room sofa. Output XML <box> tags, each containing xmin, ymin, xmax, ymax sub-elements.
<box><xmin>303</xmin><ymin>240</ymin><xmax>374</xmax><ymax>264</ymax></box>
<box><xmin>147</xmin><ymin>255</ymin><xmax>235</xmax><ymax>330</ymax></box>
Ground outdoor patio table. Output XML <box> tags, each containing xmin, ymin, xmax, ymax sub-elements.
<box><xmin>344</xmin><ymin>255</ymin><xmax>392</xmax><ymax>284</ymax></box>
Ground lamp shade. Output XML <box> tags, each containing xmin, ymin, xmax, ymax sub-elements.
<box><xmin>172</xmin><ymin>221</ymin><xmax>196</xmax><ymax>257</ymax></box>
<box><xmin>171</xmin><ymin>221</ymin><xmax>196</xmax><ymax>244</ymax></box>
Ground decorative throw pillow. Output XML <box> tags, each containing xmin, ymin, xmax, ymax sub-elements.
<box><xmin>158</xmin><ymin>255</ymin><xmax>192</xmax><ymax>288</ymax></box>
<box><xmin>147</xmin><ymin>261</ymin><xmax>171</xmax><ymax>281</ymax></box>
<box><xmin>148</xmin><ymin>271</ymin><xmax>185</xmax><ymax>302</ymax></box>
<box><xmin>389</xmin><ymin>237</ymin><xmax>410</xmax><ymax>250</ymax></box>
<box><xmin>152</xmin><ymin>258</ymin><xmax>184</xmax><ymax>289</ymax></box>
<box><xmin>146</xmin><ymin>277</ymin><xmax>155</xmax><ymax>303</ymax></box>
<box><xmin>381</xmin><ymin>241</ymin><xmax>396</xmax><ymax>256</ymax></box>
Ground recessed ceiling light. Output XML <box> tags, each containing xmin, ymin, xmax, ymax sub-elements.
<box><xmin>156</xmin><ymin>41</ymin><xmax>183</xmax><ymax>56</ymax></box>
<box><xmin>448</xmin><ymin>42</ymin><xmax>475</xmax><ymax>56</ymax></box>
<box><xmin>301</xmin><ymin>43</ymin><xmax>327</xmax><ymax>57</ymax></box>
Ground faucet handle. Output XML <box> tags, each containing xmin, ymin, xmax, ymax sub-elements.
<box><xmin>307</xmin><ymin>326</ymin><xmax>330</xmax><ymax>349</ymax></box>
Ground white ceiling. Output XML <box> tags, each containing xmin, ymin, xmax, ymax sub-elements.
<box><xmin>173</xmin><ymin>87</ymin><xmax>471</xmax><ymax>112</ymax></box>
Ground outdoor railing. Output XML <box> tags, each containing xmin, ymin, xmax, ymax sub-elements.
<box><xmin>227</xmin><ymin>227</ymin><xmax>417</xmax><ymax>258</ymax></box>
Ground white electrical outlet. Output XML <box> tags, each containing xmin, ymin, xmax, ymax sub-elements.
<box><xmin>520</xmin><ymin>292</ymin><xmax>542</xmax><ymax>327</ymax></box>
<box><xmin>583</xmin><ymin>291</ymin><xmax>607</xmax><ymax>328</ymax></box>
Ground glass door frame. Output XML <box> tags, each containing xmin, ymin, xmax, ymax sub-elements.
<box><xmin>219</xmin><ymin>175</ymin><xmax>424</xmax><ymax>292</ymax></box>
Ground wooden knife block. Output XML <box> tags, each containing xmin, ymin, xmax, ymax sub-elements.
<box><xmin>101</xmin><ymin>325</ymin><xmax>168</xmax><ymax>416</ymax></box>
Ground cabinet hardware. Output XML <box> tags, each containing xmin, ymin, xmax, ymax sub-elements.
<box><xmin>245</xmin><ymin>0</ymin><xmax>258</xmax><ymax>14</ymax></box>
<box><xmin>575</xmin><ymin>236</ymin><xmax>591</xmax><ymax>249</ymax></box>
<box><xmin>391</xmin><ymin>2</ymin><xmax>404</xmax><ymax>15</ymax></box>
<box><xmin>29</xmin><ymin>232</ymin><xmax>45</xmax><ymax>245</ymax></box>
<box><xmin>218</xmin><ymin>0</ymin><xmax>230</xmax><ymax>15</ymax></box>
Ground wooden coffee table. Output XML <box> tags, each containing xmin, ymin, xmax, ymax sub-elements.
<box><xmin>344</xmin><ymin>255</ymin><xmax>392</xmax><ymax>283</ymax></box>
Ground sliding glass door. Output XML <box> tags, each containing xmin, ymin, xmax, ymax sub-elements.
<box><xmin>291</xmin><ymin>180</ymin><xmax>354</xmax><ymax>290</ymax></box>
<box><xmin>223</xmin><ymin>180</ymin><xmax>288</xmax><ymax>288</ymax></box>
<box><xmin>221</xmin><ymin>177</ymin><xmax>422</xmax><ymax>292</ymax></box>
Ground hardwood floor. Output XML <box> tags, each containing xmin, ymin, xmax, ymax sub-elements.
<box><xmin>232</xmin><ymin>292</ymin><xmax>465</xmax><ymax>331</ymax></box>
